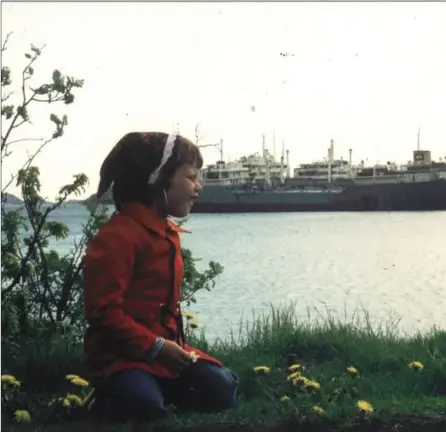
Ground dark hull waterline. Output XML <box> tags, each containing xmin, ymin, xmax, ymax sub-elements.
<box><xmin>191</xmin><ymin>179</ymin><xmax>446</xmax><ymax>213</ymax></box>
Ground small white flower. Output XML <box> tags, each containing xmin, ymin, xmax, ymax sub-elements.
<box><xmin>189</xmin><ymin>351</ymin><xmax>200</xmax><ymax>363</ymax></box>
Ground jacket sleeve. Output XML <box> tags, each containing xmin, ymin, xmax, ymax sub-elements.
<box><xmin>83</xmin><ymin>229</ymin><xmax>159</xmax><ymax>360</ymax></box>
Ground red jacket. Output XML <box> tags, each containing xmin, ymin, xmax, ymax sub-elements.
<box><xmin>83</xmin><ymin>202</ymin><xmax>222</xmax><ymax>386</ymax></box>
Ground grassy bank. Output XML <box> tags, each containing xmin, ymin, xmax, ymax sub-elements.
<box><xmin>2</xmin><ymin>305</ymin><xmax>446</xmax><ymax>431</ymax></box>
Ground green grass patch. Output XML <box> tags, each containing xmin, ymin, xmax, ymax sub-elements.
<box><xmin>2</xmin><ymin>304</ymin><xmax>446</xmax><ymax>431</ymax></box>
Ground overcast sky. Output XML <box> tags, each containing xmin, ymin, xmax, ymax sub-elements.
<box><xmin>2</xmin><ymin>2</ymin><xmax>446</xmax><ymax>199</ymax></box>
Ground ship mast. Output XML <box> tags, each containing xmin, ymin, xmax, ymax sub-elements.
<box><xmin>327</xmin><ymin>139</ymin><xmax>334</xmax><ymax>183</ymax></box>
<box><xmin>273</xmin><ymin>130</ymin><xmax>276</xmax><ymax>160</ymax></box>
<box><xmin>198</xmin><ymin>138</ymin><xmax>224</xmax><ymax>182</ymax></box>
<box><xmin>417</xmin><ymin>127</ymin><xmax>421</xmax><ymax>151</ymax></box>
<box><xmin>280</xmin><ymin>141</ymin><xmax>285</xmax><ymax>183</ymax></box>
<box><xmin>262</xmin><ymin>133</ymin><xmax>272</xmax><ymax>188</ymax></box>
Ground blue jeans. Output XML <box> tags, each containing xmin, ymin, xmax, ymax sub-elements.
<box><xmin>91</xmin><ymin>361</ymin><xmax>239</xmax><ymax>422</ymax></box>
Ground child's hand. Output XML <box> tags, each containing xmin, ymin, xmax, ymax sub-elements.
<box><xmin>157</xmin><ymin>340</ymin><xmax>191</xmax><ymax>372</ymax></box>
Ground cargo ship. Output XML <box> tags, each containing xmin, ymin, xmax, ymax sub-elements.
<box><xmin>191</xmin><ymin>135</ymin><xmax>446</xmax><ymax>213</ymax></box>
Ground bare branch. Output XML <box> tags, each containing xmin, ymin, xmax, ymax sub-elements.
<box><xmin>2</xmin><ymin>138</ymin><xmax>53</xmax><ymax>193</ymax></box>
<box><xmin>6</xmin><ymin>137</ymin><xmax>45</xmax><ymax>146</ymax></box>
<box><xmin>1</xmin><ymin>91</ymin><xmax>14</xmax><ymax>103</ymax></box>
<box><xmin>195</xmin><ymin>123</ymin><xmax>202</xmax><ymax>146</ymax></box>
<box><xmin>32</xmin><ymin>97</ymin><xmax>66</xmax><ymax>103</ymax></box>
<box><xmin>12</xmin><ymin>119</ymin><xmax>29</xmax><ymax>129</ymax></box>
<box><xmin>1</xmin><ymin>32</ymin><xmax>13</xmax><ymax>53</ymax></box>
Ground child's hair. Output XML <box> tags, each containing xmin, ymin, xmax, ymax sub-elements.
<box><xmin>97</xmin><ymin>132</ymin><xmax>203</xmax><ymax>210</ymax></box>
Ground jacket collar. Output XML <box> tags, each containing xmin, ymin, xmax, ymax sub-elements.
<box><xmin>120</xmin><ymin>202</ymin><xmax>190</xmax><ymax>236</ymax></box>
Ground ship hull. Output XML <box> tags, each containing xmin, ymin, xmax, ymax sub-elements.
<box><xmin>191</xmin><ymin>179</ymin><xmax>446</xmax><ymax>213</ymax></box>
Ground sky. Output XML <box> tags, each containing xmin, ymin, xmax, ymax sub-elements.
<box><xmin>2</xmin><ymin>2</ymin><xmax>446</xmax><ymax>199</ymax></box>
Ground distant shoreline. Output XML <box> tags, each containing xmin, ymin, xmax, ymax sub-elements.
<box><xmin>2</xmin><ymin>193</ymin><xmax>23</xmax><ymax>204</ymax></box>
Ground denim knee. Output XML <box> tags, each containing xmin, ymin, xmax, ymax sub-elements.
<box><xmin>187</xmin><ymin>362</ymin><xmax>239</xmax><ymax>411</ymax></box>
<box><xmin>92</xmin><ymin>369</ymin><xmax>165</xmax><ymax>421</ymax></box>
<box><xmin>215</xmin><ymin>367</ymin><xmax>239</xmax><ymax>409</ymax></box>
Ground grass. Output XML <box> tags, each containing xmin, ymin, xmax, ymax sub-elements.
<box><xmin>2</xmin><ymin>304</ymin><xmax>446</xmax><ymax>431</ymax></box>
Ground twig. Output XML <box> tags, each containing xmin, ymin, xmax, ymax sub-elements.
<box><xmin>7</xmin><ymin>137</ymin><xmax>45</xmax><ymax>146</ymax></box>
<box><xmin>1</xmin><ymin>32</ymin><xmax>12</xmax><ymax>53</ymax></box>
<box><xmin>195</xmin><ymin>123</ymin><xmax>202</xmax><ymax>146</ymax></box>
<box><xmin>2</xmin><ymin>138</ymin><xmax>53</xmax><ymax>193</ymax></box>
<box><xmin>1</xmin><ymin>47</ymin><xmax>43</xmax><ymax>152</ymax></box>
<box><xmin>1</xmin><ymin>91</ymin><xmax>14</xmax><ymax>103</ymax></box>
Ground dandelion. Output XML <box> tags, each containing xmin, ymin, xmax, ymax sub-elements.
<box><xmin>189</xmin><ymin>322</ymin><xmax>200</xmax><ymax>329</ymax></box>
<box><xmin>304</xmin><ymin>380</ymin><xmax>321</xmax><ymax>391</ymax></box>
<box><xmin>287</xmin><ymin>371</ymin><xmax>302</xmax><ymax>381</ymax></box>
<box><xmin>65</xmin><ymin>374</ymin><xmax>80</xmax><ymax>381</ymax></box>
<box><xmin>66</xmin><ymin>394</ymin><xmax>83</xmax><ymax>406</ymax></box>
<box><xmin>280</xmin><ymin>395</ymin><xmax>290</xmax><ymax>402</ymax></box>
<box><xmin>2</xmin><ymin>374</ymin><xmax>17</xmax><ymax>383</ymax></box>
<box><xmin>14</xmin><ymin>410</ymin><xmax>31</xmax><ymax>423</ymax></box>
<box><xmin>182</xmin><ymin>312</ymin><xmax>197</xmax><ymax>320</ymax></box>
<box><xmin>347</xmin><ymin>366</ymin><xmax>359</xmax><ymax>376</ymax></box>
<box><xmin>408</xmin><ymin>361</ymin><xmax>424</xmax><ymax>371</ymax></box>
<box><xmin>288</xmin><ymin>364</ymin><xmax>305</xmax><ymax>372</ymax></box>
<box><xmin>312</xmin><ymin>406</ymin><xmax>325</xmax><ymax>416</ymax></box>
<box><xmin>68</xmin><ymin>377</ymin><xmax>89</xmax><ymax>387</ymax></box>
<box><xmin>357</xmin><ymin>400</ymin><xmax>374</xmax><ymax>413</ymax></box>
<box><xmin>253</xmin><ymin>366</ymin><xmax>270</xmax><ymax>375</ymax></box>
<box><xmin>189</xmin><ymin>351</ymin><xmax>200</xmax><ymax>363</ymax></box>
<box><xmin>62</xmin><ymin>398</ymin><xmax>71</xmax><ymax>408</ymax></box>
<box><xmin>292</xmin><ymin>375</ymin><xmax>309</xmax><ymax>386</ymax></box>
<box><xmin>1</xmin><ymin>374</ymin><xmax>20</xmax><ymax>387</ymax></box>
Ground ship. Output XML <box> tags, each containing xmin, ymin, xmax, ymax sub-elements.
<box><xmin>191</xmin><ymin>134</ymin><xmax>446</xmax><ymax>213</ymax></box>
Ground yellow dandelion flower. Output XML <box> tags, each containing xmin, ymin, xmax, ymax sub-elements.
<box><xmin>287</xmin><ymin>371</ymin><xmax>302</xmax><ymax>381</ymax></box>
<box><xmin>1</xmin><ymin>374</ymin><xmax>20</xmax><ymax>387</ymax></box>
<box><xmin>69</xmin><ymin>377</ymin><xmax>89</xmax><ymax>387</ymax></box>
<box><xmin>288</xmin><ymin>364</ymin><xmax>305</xmax><ymax>372</ymax></box>
<box><xmin>65</xmin><ymin>374</ymin><xmax>80</xmax><ymax>381</ymax></box>
<box><xmin>189</xmin><ymin>322</ymin><xmax>200</xmax><ymax>329</ymax></box>
<box><xmin>66</xmin><ymin>394</ymin><xmax>83</xmax><ymax>406</ymax></box>
<box><xmin>347</xmin><ymin>366</ymin><xmax>358</xmax><ymax>376</ymax></box>
<box><xmin>408</xmin><ymin>361</ymin><xmax>424</xmax><ymax>371</ymax></box>
<box><xmin>2</xmin><ymin>374</ymin><xmax>17</xmax><ymax>383</ymax></box>
<box><xmin>292</xmin><ymin>376</ymin><xmax>309</xmax><ymax>386</ymax></box>
<box><xmin>182</xmin><ymin>312</ymin><xmax>197</xmax><ymax>320</ymax></box>
<box><xmin>312</xmin><ymin>406</ymin><xmax>325</xmax><ymax>416</ymax></box>
<box><xmin>280</xmin><ymin>395</ymin><xmax>290</xmax><ymax>402</ymax></box>
<box><xmin>357</xmin><ymin>400</ymin><xmax>374</xmax><ymax>413</ymax></box>
<box><xmin>14</xmin><ymin>410</ymin><xmax>31</xmax><ymax>423</ymax></box>
<box><xmin>305</xmin><ymin>380</ymin><xmax>321</xmax><ymax>391</ymax></box>
<box><xmin>253</xmin><ymin>366</ymin><xmax>270</xmax><ymax>375</ymax></box>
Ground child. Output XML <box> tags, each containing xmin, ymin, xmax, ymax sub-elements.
<box><xmin>83</xmin><ymin>132</ymin><xmax>238</xmax><ymax>421</ymax></box>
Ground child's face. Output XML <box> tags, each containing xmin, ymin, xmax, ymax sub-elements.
<box><xmin>166</xmin><ymin>163</ymin><xmax>202</xmax><ymax>217</ymax></box>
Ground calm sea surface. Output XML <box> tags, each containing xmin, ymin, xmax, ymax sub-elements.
<box><xmin>27</xmin><ymin>205</ymin><xmax>446</xmax><ymax>340</ymax></box>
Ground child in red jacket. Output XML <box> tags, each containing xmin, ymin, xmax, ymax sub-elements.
<box><xmin>83</xmin><ymin>132</ymin><xmax>238</xmax><ymax>421</ymax></box>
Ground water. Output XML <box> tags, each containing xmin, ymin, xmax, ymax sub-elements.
<box><xmin>9</xmin><ymin>204</ymin><xmax>446</xmax><ymax>340</ymax></box>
